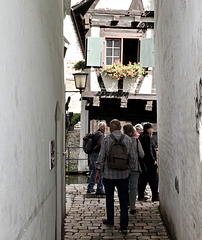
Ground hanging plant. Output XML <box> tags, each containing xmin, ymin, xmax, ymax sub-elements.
<box><xmin>73</xmin><ymin>60</ymin><xmax>85</xmax><ymax>71</ymax></box>
<box><xmin>102</xmin><ymin>60</ymin><xmax>145</xmax><ymax>80</ymax></box>
<box><xmin>68</xmin><ymin>112</ymin><xmax>81</xmax><ymax>127</ymax></box>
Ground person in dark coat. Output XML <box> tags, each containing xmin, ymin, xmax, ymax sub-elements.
<box><xmin>138</xmin><ymin>123</ymin><xmax>159</xmax><ymax>202</ymax></box>
<box><xmin>87</xmin><ymin>122</ymin><xmax>106</xmax><ymax>195</ymax></box>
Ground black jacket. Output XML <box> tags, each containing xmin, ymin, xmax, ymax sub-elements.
<box><xmin>139</xmin><ymin>131</ymin><xmax>157</xmax><ymax>167</ymax></box>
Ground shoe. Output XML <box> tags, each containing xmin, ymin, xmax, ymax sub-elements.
<box><xmin>96</xmin><ymin>190</ymin><xmax>105</xmax><ymax>195</ymax></box>
<box><xmin>120</xmin><ymin>226</ymin><xmax>128</xmax><ymax>234</ymax></box>
<box><xmin>138</xmin><ymin>196</ymin><xmax>149</xmax><ymax>201</ymax></box>
<box><xmin>152</xmin><ymin>196</ymin><xmax>160</xmax><ymax>202</ymax></box>
<box><xmin>102</xmin><ymin>219</ymin><xmax>114</xmax><ymax>226</ymax></box>
<box><xmin>130</xmin><ymin>209</ymin><xmax>136</xmax><ymax>215</ymax></box>
<box><xmin>87</xmin><ymin>189</ymin><xmax>95</xmax><ymax>193</ymax></box>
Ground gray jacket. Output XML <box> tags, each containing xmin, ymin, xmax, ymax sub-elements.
<box><xmin>130</xmin><ymin>137</ymin><xmax>145</xmax><ymax>172</ymax></box>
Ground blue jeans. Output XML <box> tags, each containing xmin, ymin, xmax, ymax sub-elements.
<box><xmin>103</xmin><ymin>178</ymin><xmax>129</xmax><ymax>227</ymax></box>
<box><xmin>87</xmin><ymin>152</ymin><xmax>103</xmax><ymax>192</ymax></box>
<box><xmin>129</xmin><ymin>171</ymin><xmax>139</xmax><ymax>210</ymax></box>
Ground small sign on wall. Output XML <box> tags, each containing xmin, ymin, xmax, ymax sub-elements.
<box><xmin>49</xmin><ymin>140</ymin><xmax>56</xmax><ymax>170</ymax></box>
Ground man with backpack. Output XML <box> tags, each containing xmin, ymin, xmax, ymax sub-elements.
<box><xmin>86</xmin><ymin>122</ymin><xmax>106</xmax><ymax>195</ymax></box>
<box><xmin>95</xmin><ymin>119</ymin><xmax>135</xmax><ymax>233</ymax></box>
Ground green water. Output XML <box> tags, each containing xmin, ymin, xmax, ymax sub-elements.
<box><xmin>66</xmin><ymin>174</ymin><xmax>89</xmax><ymax>185</ymax></box>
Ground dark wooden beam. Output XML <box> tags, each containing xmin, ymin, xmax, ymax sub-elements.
<box><xmin>87</xmin><ymin>99</ymin><xmax>157</xmax><ymax>124</ymax></box>
<box><xmin>89</xmin><ymin>0</ymin><xmax>100</xmax><ymax>11</ymax></box>
<box><xmin>82</xmin><ymin>91</ymin><xmax>156</xmax><ymax>101</ymax></box>
<box><xmin>92</xmin><ymin>20</ymin><xmax>132</xmax><ymax>28</ymax></box>
<box><xmin>89</xmin><ymin>9</ymin><xmax>142</xmax><ymax>16</ymax></box>
<box><xmin>101</xmin><ymin>28</ymin><xmax>142</xmax><ymax>37</ymax></box>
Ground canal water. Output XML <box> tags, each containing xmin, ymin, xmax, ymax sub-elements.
<box><xmin>66</xmin><ymin>174</ymin><xmax>89</xmax><ymax>185</ymax></box>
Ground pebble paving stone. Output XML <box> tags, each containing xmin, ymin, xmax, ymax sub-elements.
<box><xmin>64</xmin><ymin>184</ymin><xmax>172</xmax><ymax>240</ymax></box>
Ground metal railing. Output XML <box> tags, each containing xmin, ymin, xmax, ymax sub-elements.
<box><xmin>65</xmin><ymin>146</ymin><xmax>89</xmax><ymax>185</ymax></box>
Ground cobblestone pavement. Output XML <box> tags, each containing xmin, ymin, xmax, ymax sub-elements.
<box><xmin>64</xmin><ymin>184</ymin><xmax>171</xmax><ymax>240</ymax></box>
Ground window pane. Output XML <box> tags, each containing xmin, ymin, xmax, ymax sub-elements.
<box><xmin>106</xmin><ymin>48</ymin><xmax>112</xmax><ymax>56</ymax></box>
<box><xmin>113</xmin><ymin>57</ymin><xmax>120</xmax><ymax>62</ymax></box>
<box><xmin>106</xmin><ymin>40</ymin><xmax>112</xmax><ymax>47</ymax></box>
<box><xmin>114</xmin><ymin>39</ymin><xmax>120</xmax><ymax>47</ymax></box>
<box><xmin>106</xmin><ymin>57</ymin><xmax>112</xmax><ymax>65</ymax></box>
<box><xmin>106</xmin><ymin>39</ymin><xmax>121</xmax><ymax>65</ymax></box>
<box><xmin>114</xmin><ymin>49</ymin><xmax>120</xmax><ymax>57</ymax></box>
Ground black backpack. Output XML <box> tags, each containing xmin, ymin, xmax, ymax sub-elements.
<box><xmin>83</xmin><ymin>131</ymin><xmax>102</xmax><ymax>154</ymax></box>
<box><xmin>83</xmin><ymin>133</ymin><xmax>94</xmax><ymax>154</ymax></box>
<box><xmin>107</xmin><ymin>134</ymin><xmax>128</xmax><ymax>170</ymax></box>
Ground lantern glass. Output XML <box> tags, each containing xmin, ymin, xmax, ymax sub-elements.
<box><xmin>73</xmin><ymin>72</ymin><xmax>88</xmax><ymax>93</ymax></box>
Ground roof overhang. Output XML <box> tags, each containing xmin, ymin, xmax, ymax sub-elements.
<box><xmin>71</xmin><ymin>0</ymin><xmax>95</xmax><ymax>56</ymax></box>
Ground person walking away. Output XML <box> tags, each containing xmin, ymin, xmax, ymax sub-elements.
<box><xmin>123</xmin><ymin>124</ymin><xmax>144</xmax><ymax>215</ymax></box>
<box><xmin>95</xmin><ymin>119</ymin><xmax>135</xmax><ymax>234</ymax></box>
<box><xmin>134</xmin><ymin>123</ymin><xmax>143</xmax><ymax>139</ymax></box>
<box><xmin>87</xmin><ymin>122</ymin><xmax>106</xmax><ymax>195</ymax></box>
<box><xmin>138</xmin><ymin>123</ymin><xmax>159</xmax><ymax>202</ymax></box>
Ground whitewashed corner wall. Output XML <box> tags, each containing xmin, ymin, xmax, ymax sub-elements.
<box><xmin>155</xmin><ymin>1</ymin><xmax>202</xmax><ymax>240</ymax></box>
<box><xmin>0</xmin><ymin>0</ymin><xmax>65</xmax><ymax>239</ymax></box>
<box><xmin>79</xmin><ymin>100</ymin><xmax>89</xmax><ymax>171</ymax></box>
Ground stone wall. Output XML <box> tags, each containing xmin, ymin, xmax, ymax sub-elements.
<box><xmin>66</xmin><ymin>129</ymin><xmax>81</xmax><ymax>171</ymax></box>
<box><xmin>155</xmin><ymin>1</ymin><xmax>202</xmax><ymax>240</ymax></box>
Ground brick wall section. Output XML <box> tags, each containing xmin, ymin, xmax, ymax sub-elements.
<box><xmin>155</xmin><ymin>1</ymin><xmax>202</xmax><ymax>240</ymax></box>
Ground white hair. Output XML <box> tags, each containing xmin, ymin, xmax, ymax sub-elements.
<box><xmin>99</xmin><ymin>122</ymin><xmax>106</xmax><ymax>129</ymax></box>
<box><xmin>134</xmin><ymin>123</ymin><xmax>143</xmax><ymax>130</ymax></box>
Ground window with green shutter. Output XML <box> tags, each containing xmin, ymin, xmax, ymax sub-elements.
<box><xmin>140</xmin><ymin>38</ymin><xmax>155</xmax><ymax>67</ymax></box>
<box><xmin>104</xmin><ymin>37</ymin><xmax>140</xmax><ymax>66</ymax></box>
<box><xmin>86</xmin><ymin>37</ymin><xmax>104</xmax><ymax>67</ymax></box>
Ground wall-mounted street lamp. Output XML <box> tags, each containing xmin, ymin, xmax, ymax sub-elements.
<box><xmin>73</xmin><ymin>72</ymin><xmax>88</xmax><ymax>94</ymax></box>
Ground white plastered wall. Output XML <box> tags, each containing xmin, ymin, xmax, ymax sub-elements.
<box><xmin>155</xmin><ymin>1</ymin><xmax>202</xmax><ymax>240</ymax></box>
<box><xmin>78</xmin><ymin>100</ymin><xmax>89</xmax><ymax>171</ymax></box>
<box><xmin>0</xmin><ymin>0</ymin><xmax>65</xmax><ymax>239</ymax></box>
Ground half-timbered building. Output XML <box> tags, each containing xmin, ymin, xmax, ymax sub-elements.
<box><xmin>72</xmin><ymin>0</ymin><xmax>156</xmax><ymax>170</ymax></box>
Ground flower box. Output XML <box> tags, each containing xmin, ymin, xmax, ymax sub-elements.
<box><xmin>102</xmin><ymin>75</ymin><xmax>141</xmax><ymax>93</ymax></box>
<box><xmin>123</xmin><ymin>77</ymin><xmax>138</xmax><ymax>94</ymax></box>
<box><xmin>102</xmin><ymin>75</ymin><xmax>118</xmax><ymax>92</ymax></box>
<box><xmin>101</xmin><ymin>60</ymin><xmax>145</xmax><ymax>93</ymax></box>
<box><xmin>123</xmin><ymin>77</ymin><xmax>142</xmax><ymax>94</ymax></box>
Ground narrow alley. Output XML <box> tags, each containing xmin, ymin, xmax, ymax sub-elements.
<box><xmin>0</xmin><ymin>0</ymin><xmax>201</xmax><ymax>239</ymax></box>
<box><xmin>64</xmin><ymin>184</ymin><xmax>171</xmax><ymax>240</ymax></box>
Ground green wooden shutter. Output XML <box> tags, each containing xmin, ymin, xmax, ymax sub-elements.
<box><xmin>140</xmin><ymin>38</ymin><xmax>155</xmax><ymax>67</ymax></box>
<box><xmin>86</xmin><ymin>37</ymin><xmax>104</xmax><ymax>67</ymax></box>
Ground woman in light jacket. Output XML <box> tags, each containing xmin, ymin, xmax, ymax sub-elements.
<box><xmin>123</xmin><ymin>123</ymin><xmax>144</xmax><ymax>215</ymax></box>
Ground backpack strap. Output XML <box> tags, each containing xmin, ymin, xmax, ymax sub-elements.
<box><xmin>94</xmin><ymin>130</ymin><xmax>102</xmax><ymax>139</ymax></box>
<box><xmin>110</xmin><ymin>134</ymin><xmax>118</xmax><ymax>142</ymax></box>
<box><xmin>119</xmin><ymin>134</ymin><xmax>125</xmax><ymax>142</ymax></box>
<box><xmin>110</xmin><ymin>134</ymin><xmax>125</xmax><ymax>143</ymax></box>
